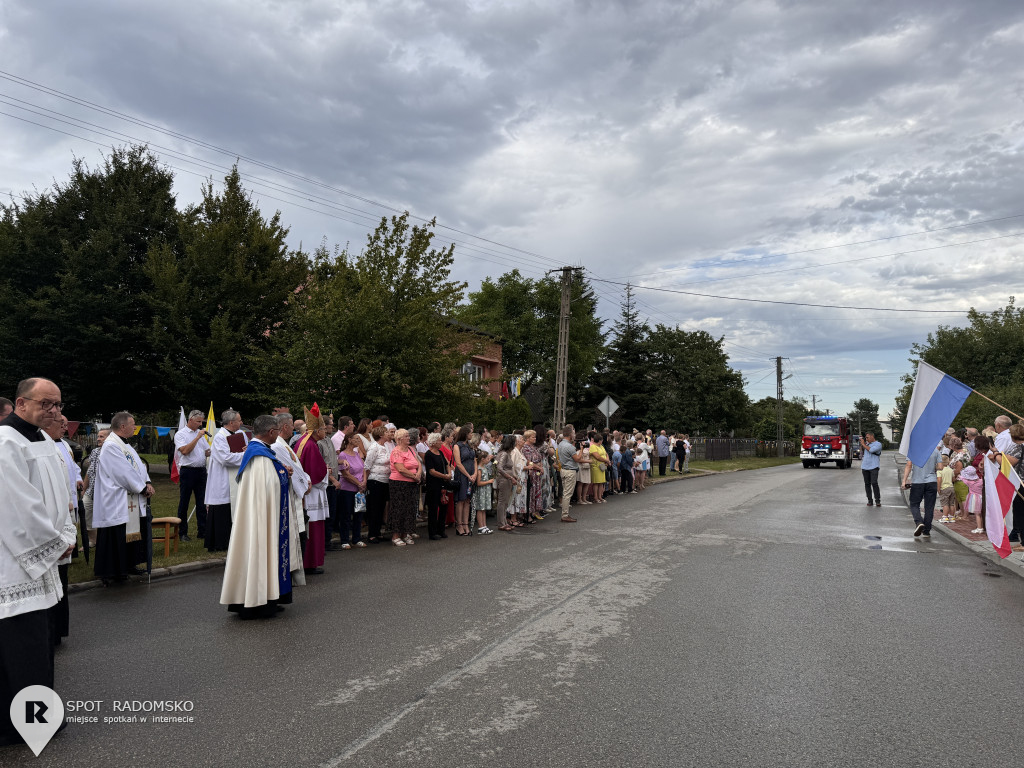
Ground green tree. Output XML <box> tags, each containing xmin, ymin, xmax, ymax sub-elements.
<box><xmin>846</xmin><ymin>398</ymin><xmax>885</xmax><ymax>439</ymax></box>
<box><xmin>747</xmin><ymin>396</ymin><xmax>809</xmax><ymax>441</ymax></box>
<box><xmin>593</xmin><ymin>283</ymin><xmax>651</xmax><ymax>429</ymax></box>
<box><xmin>455</xmin><ymin>270</ymin><xmax>546</xmax><ymax>386</ymax></box>
<box><xmin>0</xmin><ymin>145</ymin><xmax>180</xmax><ymax>417</ymax></box>
<box><xmin>644</xmin><ymin>327</ymin><xmax>748</xmax><ymax>435</ymax></box>
<box><xmin>457</xmin><ymin>269</ymin><xmax>605</xmax><ymax>426</ymax></box>
<box><xmin>269</xmin><ymin>214</ymin><xmax>476</xmax><ymax>423</ymax></box>
<box><xmin>146</xmin><ymin>166</ymin><xmax>309</xmax><ymax>413</ymax></box>
<box><xmin>891</xmin><ymin>299</ymin><xmax>1024</xmax><ymax>437</ymax></box>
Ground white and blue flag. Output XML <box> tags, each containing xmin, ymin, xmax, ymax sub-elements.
<box><xmin>898</xmin><ymin>361</ymin><xmax>971</xmax><ymax>466</ymax></box>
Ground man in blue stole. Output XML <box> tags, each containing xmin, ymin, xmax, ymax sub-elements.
<box><xmin>220</xmin><ymin>415</ymin><xmax>293</xmax><ymax>618</ymax></box>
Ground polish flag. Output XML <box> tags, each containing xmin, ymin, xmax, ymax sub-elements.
<box><xmin>983</xmin><ymin>452</ymin><xmax>1022</xmax><ymax>559</ymax></box>
<box><xmin>170</xmin><ymin>406</ymin><xmax>186</xmax><ymax>484</ymax></box>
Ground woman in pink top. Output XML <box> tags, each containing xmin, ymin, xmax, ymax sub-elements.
<box><xmin>337</xmin><ymin>433</ymin><xmax>367</xmax><ymax>549</ymax></box>
<box><xmin>388</xmin><ymin>429</ymin><xmax>423</xmax><ymax>546</ymax></box>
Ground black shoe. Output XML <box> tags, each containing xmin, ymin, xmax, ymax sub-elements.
<box><xmin>180</xmin><ymin>534</ymin><xmax>192</xmax><ymax>542</ymax></box>
<box><xmin>429</xmin><ymin>534</ymin><xmax>443</xmax><ymax>540</ymax></box>
<box><xmin>439</xmin><ymin>532</ymin><xmax>448</xmax><ymax>539</ymax></box>
<box><xmin>304</xmin><ymin>567</ymin><xmax>324</xmax><ymax>575</ymax></box>
<box><xmin>914</xmin><ymin>523</ymin><xmax>925</xmax><ymax>537</ymax></box>
<box><xmin>875</xmin><ymin>502</ymin><xmax>882</xmax><ymax>507</ymax></box>
<box><xmin>129</xmin><ymin>567</ymin><xmax>147</xmax><ymax>576</ymax></box>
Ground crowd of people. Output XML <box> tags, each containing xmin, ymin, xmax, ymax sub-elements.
<box><xmin>191</xmin><ymin>413</ymin><xmax>694</xmax><ymax>616</ymax></box>
<box><xmin>0</xmin><ymin>375</ymin><xmax>704</xmax><ymax>746</ymax></box>
<box><xmin>899</xmin><ymin>418</ymin><xmax>1024</xmax><ymax>549</ymax></box>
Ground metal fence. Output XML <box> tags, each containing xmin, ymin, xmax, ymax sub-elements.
<box><xmin>689</xmin><ymin>437</ymin><xmax>800</xmax><ymax>461</ymax></box>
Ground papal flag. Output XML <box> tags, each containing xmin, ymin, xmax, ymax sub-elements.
<box><xmin>205</xmin><ymin>402</ymin><xmax>216</xmax><ymax>445</ymax></box>
<box><xmin>983</xmin><ymin>452</ymin><xmax>1022</xmax><ymax>559</ymax></box>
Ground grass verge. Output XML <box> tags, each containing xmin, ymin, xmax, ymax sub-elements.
<box><xmin>69</xmin><ymin>474</ymin><xmax>225</xmax><ymax>585</ymax></box>
<box><xmin>648</xmin><ymin>455</ymin><xmax>801</xmax><ymax>480</ymax></box>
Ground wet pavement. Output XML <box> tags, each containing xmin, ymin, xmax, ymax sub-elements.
<box><xmin>8</xmin><ymin>458</ymin><xmax>1024</xmax><ymax>767</ymax></box>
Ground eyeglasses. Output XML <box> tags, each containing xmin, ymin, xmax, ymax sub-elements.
<box><xmin>22</xmin><ymin>398</ymin><xmax>65</xmax><ymax>412</ymax></box>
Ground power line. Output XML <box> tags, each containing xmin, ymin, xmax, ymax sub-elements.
<box><xmin>0</xmin><ymin>107</ymin><xmax>556</xmax><ymax>278</ymax></box>
<box><xmin>587</xmin><ymin>275</ymin><xmax>987</xmax><ymax>314</ymax></box>
<box><xmin>0</xmin><ymin>70</ymin><xmax>560</xmax><ymax>269</ymax></box>
<box><xmin>605</xmin><ymin>212</ymin><xmax>1024</xmax><ymax>280</ymax></box>
<box><xmin>657</xmin><ymin>230</ymin><xmax>1024</xmax><ymax>288</ymax></box>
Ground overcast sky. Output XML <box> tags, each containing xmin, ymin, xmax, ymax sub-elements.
<box><xmin>3</xmin><ymin>0</ymin><xmax>1022</xmax><ymax>424</ymax></box>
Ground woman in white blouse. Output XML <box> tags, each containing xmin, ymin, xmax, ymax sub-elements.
<box><xmin>362</xmin><ymin>425</ymin><xmax>391</xmax><ymax>542</ymax></box>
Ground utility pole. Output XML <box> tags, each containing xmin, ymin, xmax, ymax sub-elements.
<box><xmin>550</xmin><ymin>266</ymin><xmax>578</xmax><ymax>433</ymax></box>
<box><xmin>811</xmin><ymin>394</ymin><xmax>821</xmax><ymax>416</ymax></box>
<box><xmin>775</xmin><ymin>356</ymin><xmax>784</xmax><ymax>457</ymax></box>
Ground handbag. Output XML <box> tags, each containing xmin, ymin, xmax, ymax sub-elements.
<box><xmin>354</xmin><ymin>492</ymin><xmax>366</xmax><ymax>514</ymax></box>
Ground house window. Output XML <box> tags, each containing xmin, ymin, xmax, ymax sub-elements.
<box><xmin>462</xmin><ymin>362</ymin><xmax>484</xmax><ymax>382</ymax></box>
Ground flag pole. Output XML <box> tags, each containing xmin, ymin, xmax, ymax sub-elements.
<box><xmin>970</xmin><ymin>388</ymin><xmax>1023</xmax><ymax>421</ymax></box>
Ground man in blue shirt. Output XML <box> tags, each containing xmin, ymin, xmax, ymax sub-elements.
<box><xmin>859</xmin><ymin>432</ymin><xmax>883</xmax><ymax>507</ymax></box>
<box><xmin>901</xmin><ymin>446</ymin><xmax>941</xmax><ymax>537</ymax></box>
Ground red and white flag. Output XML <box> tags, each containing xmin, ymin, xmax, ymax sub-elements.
<box><xmin>170</xmin><ymin>406</ymin><xmax>186</xmax><ymax>484</ymax></box>
<box><xmin>983</xmin><ymin>452</ymin><xmax>1021</xmax><ymax>559</ymax></box>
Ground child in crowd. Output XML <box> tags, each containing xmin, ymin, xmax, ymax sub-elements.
<box><xmin>635</xmin><ymin>439</ymin><xmax>649</xmax><ymax>490</ymax></box>
<box><xmin>472</xmin><ymin>449</ymin><xmax>494</xmax><ymax>533</ymax></box>
<box><xmin>619</xmin><ymin>441</ymin><xmax>635</xmax><ymax>494</ymax></box>
<box><xmin>959</xmin><ymin>463</ymin><xmax>984</xmax><ymax>534</ymax></box>
<box><xmin>937</xmin><ymin>457</ymin><xmax>956</xmax><ymax>523</ymax></box>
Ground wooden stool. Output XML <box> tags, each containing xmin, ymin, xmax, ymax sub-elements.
<box><xmin>151</xmin><ymin>517</ymin><xmax>181</xmax><ymax>558</ymax></box>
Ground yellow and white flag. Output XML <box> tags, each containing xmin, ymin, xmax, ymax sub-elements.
<box><xmin>205</xmin><ymin>403</ymin><xmax>216</xmax><ymax>445</ymax></box>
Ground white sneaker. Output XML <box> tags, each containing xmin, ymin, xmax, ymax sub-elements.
<box><xmin>478</xmin><ymin>526</ymin><xmax>493</xmax><ymax>535</ymax></box>
<box><xmin>403</xmin><ymin>535</ymin><xmax>414</xmax><ymax>545</ymax></box>
<box><xmin>340</xmin><ymin>543</ymin><xmax>351</xmax><ymax>550</ymax></box>
<box><xmin>354</xmin><ymin>541</ymin><xmax>367</xmax><ymax>548</ymax></box>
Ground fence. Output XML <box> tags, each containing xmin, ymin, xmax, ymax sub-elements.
<box><xmin>688</xmin><ymin>437</ymin><xmax>800</xmax><ymax>461</ymax></box>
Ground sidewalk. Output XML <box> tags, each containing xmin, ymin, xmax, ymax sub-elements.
<box><xmin>893</xmin><ymin>452</ymin><xmax>1024</xmax><ymax>579</ymax></box>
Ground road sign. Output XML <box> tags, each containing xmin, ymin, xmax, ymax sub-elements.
<box><xmin>597</xmin><ymin>397</ymin><xmax>619</xmax><ymax>428</ymax></box>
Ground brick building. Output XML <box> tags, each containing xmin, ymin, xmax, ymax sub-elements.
<box><xmin>453</xmin><ymin>323</ymin><xmax>503</xmax><ymax>399</ymax></box>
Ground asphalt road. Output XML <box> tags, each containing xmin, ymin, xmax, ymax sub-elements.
<box><xmin>9</xmin><ymin>459</ymin><xmax>1023</xmax><ymax>767</ymax></box>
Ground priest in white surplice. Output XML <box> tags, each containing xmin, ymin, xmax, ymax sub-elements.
<box><xmin>221</xmin><ymin>415</ymin><xmax>302</xmax><ymax>618</ymax></box>
<box><xmin>0</xmin><ymin>377</ymin><xmax>75</xmax><ymax>748</ymax></box>
<box><xmin>45</xmin><ymin>413</ymin><xmax>80</xmax><ymax>645</ymax></box>
<box><xmin>205</xmin><ymin>409</ymin><xmax>247</xmax><ymax>552</ymax></box>
<box><xmin>93</xmin><ymin>411</ymin><xmax>153</xmax><ymax>583</ymax></box>
<box><xmin>271</xmin><ymin>413</ymin><xmax>308</xmax><ymax>589</ymax></box>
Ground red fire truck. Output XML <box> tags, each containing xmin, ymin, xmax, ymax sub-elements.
<box><xmin>800</xmin><ymin>415</ymin><xmax>853</xmax><ymax>469</ymax></box>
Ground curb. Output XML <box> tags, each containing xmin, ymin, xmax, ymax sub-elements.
<box><xmin>894</xmin><ymin>454</ymin><xmax>1024</xmax><ymax>578</ymax></box>
<box><xmin>69</xmin><ymin>557</ymin><xmax>226</xmax><ymax>594</ymax></box>
<box><xmin>931</xmin><ymin>521</ymin><xmax>1024</xmax><ymax>578</ymax></box>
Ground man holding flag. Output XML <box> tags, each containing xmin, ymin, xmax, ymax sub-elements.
<box><xmin>898</xmin><ymin>361</ymin><xmax>972</xmax><ymax>539</ymax></box>
<box><xmin>899</xmin><ymin>360</ymin><xmax>1024</xmax><ymax>560</ymax></box>
<box><xmin>173</xmin><ymin>409</ymin><xmax>210</xmax><ymax>542</ymax></box>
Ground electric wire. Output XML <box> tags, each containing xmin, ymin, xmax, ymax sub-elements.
<box><xmin>606</xmin><ymin>212</ymin><xmax>1024</xmax><ymax>280</ymax></box>
<box><xmin>0</xmin><ymin>70</ymin><xmax>561</xmax><ymax>269</ymax></box>
<box><xmin>588</xmin><ymin>275</ymin><xmax>986</xmax><ymax>314</ymax></box>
